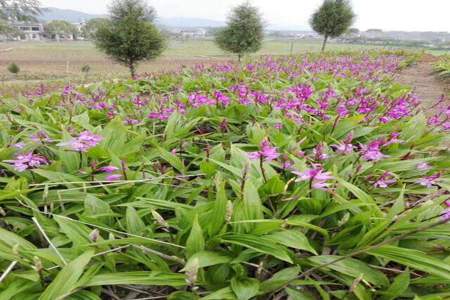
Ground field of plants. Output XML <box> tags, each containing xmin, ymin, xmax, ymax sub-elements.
<box><xmin>434</xmin><ymin>55</ymin><xmax>450</xmax><ymax>81</ymax></box>
<box><xmin>0</xmin><ymin>50</ymin><xmax>450</xmax><ymax>300</ymax></box>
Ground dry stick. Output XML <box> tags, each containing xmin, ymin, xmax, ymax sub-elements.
<box><xmin>0</xmin><ymin>261</ymin><xmax>17</xmax><ymax>283</ymax></box>
<box><xmin>32</xmin><ymin>217</ymin><xmax>68</xmax><ymax>266</ymax></box>
<box><xmin>297</xmin><ymin>217</ymin><xmax>449</xmax><ymax>281</ymax></box>
<box><xmin>135</xmin><ymin>245</ymin><xmax>185</xmax><ymax>265</ymax></box>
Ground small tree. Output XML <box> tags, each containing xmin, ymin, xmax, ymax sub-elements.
<box><xmin>310</xmin><ymin>0</ymin><xmax>355</xmax><ymax>51</ymax></box>
<box><xmin>215</xmin><ymin>2</ymin><xmax>264</xmax><ymax>61</ymax></box>
<box><xmin>94</xmin><ymin>0</ymin><xmax>165</xmax><ymax>78</ymax></box>
<box><xmin>7</xmin><ymin>62</ymin><xmax>20</xmax><ymax>75</ymax></box>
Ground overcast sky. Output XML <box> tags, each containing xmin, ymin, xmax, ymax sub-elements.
<box><xmin>41</xmin><ymin>0</ymin><xmax>450</xmax><ymax>32</ymax></box>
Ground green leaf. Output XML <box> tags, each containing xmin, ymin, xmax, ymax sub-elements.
<box><xmin>126</xmin><ymin>206</ymin><xmax>146</xmax><ymax>235</ymax></box>
<box><xmin>268</xmin><ymin>230</ymin><xmax>317</xmax><ymax>255</ymax></box>
<box><xmin>368</xmin><ymin>245</ymin><xmax>450</xmax><ymax>280</ymax></box>
<box><xmin>39</xmin><ymin>250</ymin><xmax>94</xmax><ymax>300</ymax></box>
<box><xmin>85</xmin><ymin>272</ymin><xmax>186</xmax><ymax>287</ymax></box>
<box><xmin>308</xmin><ymin>255</ymin><xmax>389</xmax><ymax>287</ymax></box>
<box><xmin>260</xmin><ymin>266</ymin><xmax>300</xmax><ymax>294</ymax></box>
<box><xmin>183</xmin><ymin>251</ymin><xmax>232</xmax><ymax>271</ymax></box>
<box><xmin>221</xmin><ymin>233</ymin><xmax>292</xmax><ymax>263</ymax></box>
<box><xmin>381</xmin><ymin>269</ymin><xmax>410</xmax><ymax>300</ymax></box>
<box><xmin>156</xmin><ymin>146</ymin><xmax>186</xmax><ymax>173</ymax></box>
<box><xmin>0</xmin><ymin>227</ymin><xmax>36</xmax><ymax>250</ymax></box>
<box><xmin>207</xmin><ymin>174</ymin><xmax>228</xmax><ymax>236</ymax></box>
<box><xmin>186</xmin><ymin>214</ymin><xmax>205</xmax><ymax>257</ymax></box>
<box><xmin>231</xmin><ymin>277</ymin><xmax>260</xmax><ymax>300</ymax></box>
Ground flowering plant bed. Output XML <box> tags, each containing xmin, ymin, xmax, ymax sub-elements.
<box><xmin>0</xmin><ymin>50</ymin><xmax>449</xmax><ymax>299</ymax></box>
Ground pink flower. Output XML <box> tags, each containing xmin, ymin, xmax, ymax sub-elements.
<box><xmin>360</xmin><ymin>140</ymin><xmax>386</xmax><ymax>161</ymax></box>
<box><xmin>99</xmin><ymin>166</ymin><xmax>119</xmax><ymax>173</ymax></box>
<box><xmin>373</xmin><ymin>172</ymin><xmax>397</xmax><ymax>188</ymax></box>
<box><xmin>416</xmin><ymin>173</ymin><xmax>441</xmax><ymax>188</ymax></box>
<box><xmin>417</xmin><ymin>162</ymin><xmax>431</xmax><ymax>171</ymax></box>
<box><xmin>13</xmin><ymin>142</ymin><xmax>26</xmax><ymax>149</ymax></box>
<box><xmin>334</xmin><ymin>133</ymin><xmax>354</xmax><ymax>155</ymax></box>
<box><xmin>61</xmin><ymin>131</ymin><xmax>103</xmax><ymax>152</ymax></box>
<box><xmin>30</xmin><ymin>131</ymin><xmax>53</xmax><ymax>143</ymax></box>
<box><xmin>443</xmin><ymin>201</ymin><xmax>450</xmax><ymax>221</ymax></box>
<box><xmin>274</xmin><ymin>123</ymin><xmax>283</xmax><ymax>130</ymax></box>
<box><xmin>248</xmin><ymin>139</ymin><xmax>280</xmax><ymax>162</ymax></box>
<box><xmin>293</xmin><ymin>167</ymin><xmax>333</xmax><ymax>190</ymax></box>
<box><xmin>313</xmin><ymin>144</ymin><xmax>328</xmax><ymax>161</ymax></box>
<box><xmin>106</xmin><ymin>174</ymin><xmax>122</xmax><ymax>181</ymax></box>
<box><xmin>4</xmin><ymin>152</ymin><xmax>49</xmax><ymax>172</ymax></box>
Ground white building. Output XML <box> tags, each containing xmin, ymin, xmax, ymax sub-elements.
<box><xmin>13</xmin><ymin>22</ymin><xmax>45</xmax><ymax>41</ymax></box>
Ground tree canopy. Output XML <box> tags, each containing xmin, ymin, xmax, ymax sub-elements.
<box><xmin>310</xmin><ymin>0</ymin><xmax>355</xmax><ymax>51</ymax></box>
<box><xmin>215</xmin><ymin>2</ymin><xmax>264</xmax><ymax>61</ymax></box>
<box><xmin>94</xmin><ymin>0</ymin><xmax>165</xmax><ymax>78</ymax></box>
<box><xmin>0</xmin><ymin>0</ymin><xmax>41</xmax><ymax>21</ymax></box>
<box><xmin>45</xmin><ymin>20</ymin><xmax>78</xmax><ymax>39</ymax></box>
<box><xmin>81</xmin><ymin>18</ymin><xmax>109</xmax><ymax>40</ymax></box>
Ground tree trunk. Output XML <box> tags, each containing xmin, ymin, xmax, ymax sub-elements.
<box><xmin>238</xmin><ymin>53</ymin><xmax>242</xmax><ymax>62</ymax></box>
<box><xmin>321</xmin><ymin>35</ymin><xmax>328</xmax><ymax>52</ymax></box>
<box><xmin>129</xmin><ymin>62</ymin><xmax>136</xmax><ymax>78</ymax></box>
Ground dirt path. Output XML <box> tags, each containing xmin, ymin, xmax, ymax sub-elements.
<box><xmin>397</xmin><ymin>54</ymin><xmax>448</xmax><ymax>106</ymax></box>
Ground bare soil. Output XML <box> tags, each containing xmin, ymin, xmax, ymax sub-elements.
<box><xmin>397</xmin><ymin>54</ymin><xmax>449</xmax><ymax>107</ymax></box>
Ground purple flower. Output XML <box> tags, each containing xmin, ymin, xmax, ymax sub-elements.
<box><xmin>30</xmin><ymin>131</ymin><xmax>53</xmax><ymax>143</ymax></box>
<box><xmin>373</xmin><ymin>172</ymin><xmax>397</xmax><ymax>188</ymax></box>
<box><xmin>248</xmin><ymin>139</ymin><xmax>280</xmax><ymax>162</ymax></box>
<box><xmin>13</xmin><ymin>142</ymin><xmax>26</xmax><ymax>149</ymax></box>
<box><xmin>274</xmin><ymin>123</ymin><xmax>283</xmax><ymax>130</ymax></box>
<box><xmin>417</xmin><ymin>173</ymin><xmax>441</xmax><ymax>188</ymax></box>
<box><xmin>99</xmin><ymin>165</ymin><xmax>119</xmax><ymax>173</ymax></box>
<box><xmin>417</xmin><ymin>162</ymin><xmax>431</xmax><ymax>171</ymax></box>
<box><xmin>293</xmin><ymin>167</ymin><xmax>333</xmax><ymax>190</ymax></box>
<box><xmin>4</xmin><ymin>152</ymin><xmax>49</xmax><ymax>172</ymax></box>
<box><xmin>361</xmin><ymin>140</ymin><xmax>386</xmax><ymax>161</ymax></box>
<box><xmin>334</xmin><ymin>133</ymin><xmax>354</xmax><ymax>155</ymax></box>
<box><xmin>125</xmin><ymin>118</ymin><xmax>139</xmax><ymax>125</ymax></box>
<box><xmin>313</xmin><ymin>144</ymin><xmax>329</xmax><ymax>161</ymax></box>
<box><xmin>106</xmin><ymin>174</ymin><xmax>122</xmax><ymax>181</ymax></box>
<box><xmin>214</xmin><ymin>91</ymin><xmax>231</xmax><ymax>107</ymax></box>
<box><xmin>60</xmin><ymin>131</ymin><xmax>103</xmax><ymax>152</ymax></box>
<box><xmin>443</xmin><ymin>201</ymin><xmax>450</xmax><ymax>221</ymax></box>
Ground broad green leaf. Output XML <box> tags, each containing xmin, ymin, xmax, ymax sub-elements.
<box><xmin>39</xmin><ymin>250</ymin><xmax>94</xmax><ymax>300</ymax></box>
<box><xmin>186</xmin><ymin>214</ymin><xmax>205</xmax><ymax>257</ymax></box>
<box><xmin>231</xmin><ymin>277</ymin><xmax>260</xmax><ymax>300</ymax></box>
<box><xmin>221</xmin><ymin>233</ymin><xmax>292</xmax><ymax>263</ymax></box>
<box><xmin>86</xmin><ymin>272</ymin><xmax>186</xmax><ymax>287</ymax></box>
<box><xmin>381</xmin><ymin>269</ymin><xmax>410</xmax><ymax>300</ymax></box>
<box><xmin>126</xmin><ymin>206</ymin><xmax>146</xmax><ymax>235</ymax></box>
<box><xmin>183</xmin><ymin>251</ymin><xmax>232</xmax><ymax>271</ymax></box>
<box><xmin>268</xmin><ymin>230</ymin><xmax>317</xmax><ymax>255</ymax></box>
<box><xmin>368</xmin><ymin>245</ymin><xmax>450</xmax><ymax>280</ymax></box>
<box><xmin>308</xmin><ymin>255</ymin><xmax>389</xmax><ymax>287</ymax></box>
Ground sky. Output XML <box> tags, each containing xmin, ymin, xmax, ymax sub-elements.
<box><xmin>41</xmin><ymin>0</ymin><xmax>450</xmax><ymax>32</ymax></box>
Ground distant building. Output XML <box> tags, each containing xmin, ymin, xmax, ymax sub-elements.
<box><xmin>179</xmin><ymin>28</ymin><xmax>207</xmax><ymax>39</ymax></box>
<box><xmin>12</xmin><ymin>22</ymin><xmax>45</xmax><ymax>41</ymax></box>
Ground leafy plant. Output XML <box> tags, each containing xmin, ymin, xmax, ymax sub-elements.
<box><xmin>215</xmin><ymin>2</ymin><xmax>264</xmax><ymax>61</ymax></box>
<box><xmin>7</xmin><ymin>62</ymin><xmax>20</xmax><ymax>75</ymax></box>
<box><xmin>0</xmin><ymin>50</ymin><xmax>449</xmax><ymax>299</ymax></box>
<box><xmin>94</xmin><ymin>0</ymin><xmax>165</xmax><ymax>77</ymax></box>
<box><xmin>310</xmin><ymin>0</ymin><xmax>356</xmax><ymax>51</ymax></box>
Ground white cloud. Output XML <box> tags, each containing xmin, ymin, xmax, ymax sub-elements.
<box><xmin>41</xmin><ymin>0</ymin><xmax>450</xmax><ymax>32</ymax></box>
